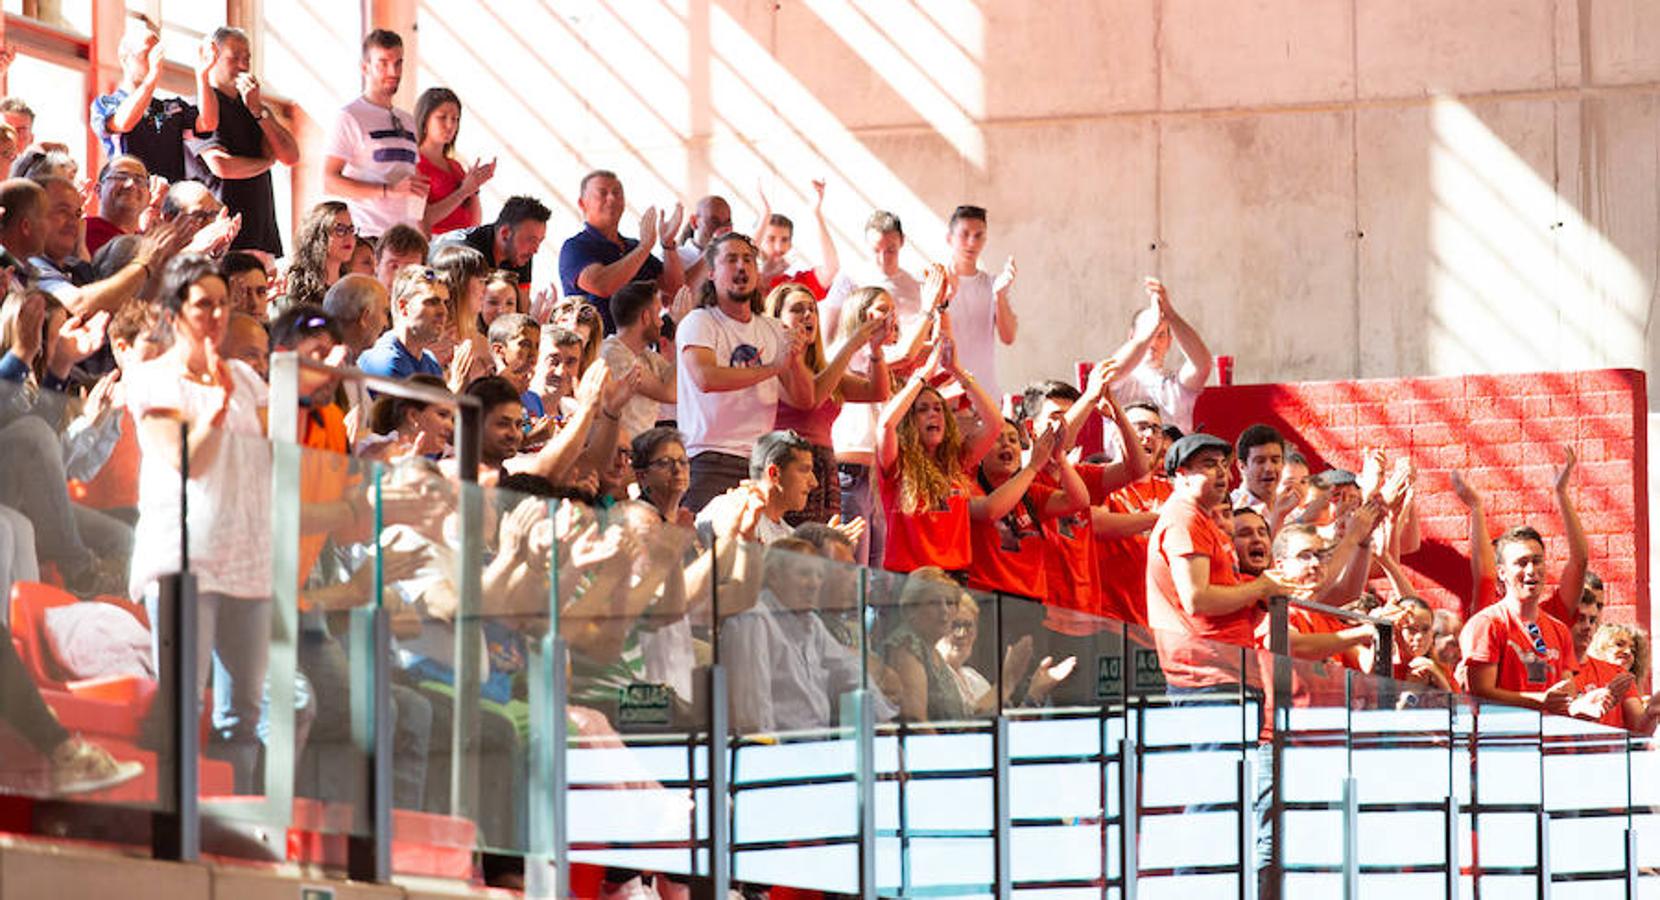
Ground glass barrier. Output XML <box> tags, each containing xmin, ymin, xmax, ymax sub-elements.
<box><xmin>12</xmin><ymin>367</ymin><xmax>1660</xmax><ymax>898</ymax></box>
<box><xmin>0</xmin><ymin>377</ymin><xmax>174</xmax><ymax>826</ymax></box>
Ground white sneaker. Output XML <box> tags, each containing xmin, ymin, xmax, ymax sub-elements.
<box><xmin>50</xmin><ymin>738</ymin><xmax>144</xmax><ymax>796</ymax></box>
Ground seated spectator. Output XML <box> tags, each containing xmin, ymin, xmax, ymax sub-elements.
<box><xmin>601</xmin><ymin>282</ymin><xmax>676</xmax><ymax>440</ymax></box>
<box><xmin>432</xmin><ymin>195</ymin><xmax>548</xmax><ymax>297</ymax></box>
<box><xmin>486</xmin><ymin>313</ymin><xmax>543</xmax><ymax>416</ymax></box>
<box><xmin>413</xmin><ymin>86</ymin><xmax>494</xmax><ymax>236</ymax></box>
<box><xmin>1456</xmin><ymin>450</ymin><xmax>1586</xmax><ymax>713</ymax></box>
<box><xmin>359</xmin><ymin>264</ymin><xmax>448</xmax><ymax>380</ymax></box>
<box><xmin>127</xmin><ymin>253</ymin><xmax>271</xmax><ymax>789</ymax></box>
<box><xmin>875</xmin><ymin>321</ymin><xmax>999</xmax><ymax>575</ymax></box>
<box><xmin>91</xmin><ymin>17</ymin><xmax>217</xmax><ymax>183</ymax></box>
<box><xmin>27</xmin><ymin>176</ymin><xmax>189</xmax><ymax>318</ymax></box>
<box><xmin>478</xmin><ymin>269</ymin><xmax>521</xmax><ymax>328</ymax></box>
<box><xmin>283</xmin><ymin>201</ymin><xmax>357</xmax><ymax>310</ymax></box>
<box><xmin>550</xmin><ymin>298</ymin><xmax>603</xmax><ymax>376</ymax></box>
<box><xmin>559</xmin><ymin>169</ymin><xmax>687</xmax><ymax>334</ymax></box>
<box><xmin>220</xmin><ymin>312</ymin><xmax>269</xmax><ymax>380</ymax></box>
<box><xmin>374</xmin><ymin>223</ymin><xmax>429</xmax><ymax>290</ymax></box>
<box><xmin>755</xmin><ymin>179</ymin><xmax>838</xmax><ymax>299</ymax></box>
<box><xmin>696</xmin><ymin>429</ymin><xmax>817</xmax><ymax>546</ymax></box>
<box><xmin>1107</xmin><ymin>278</ymin><xmax>1212</xmax><ymax>432</ymax></box>
<box><xmin>12</xmin><ymin>147</ymin><xmax>76</xmax><ymax>181</ymax></box>
<box><xmin>766</xmin><ymin>282</ymin><xmax>891</xmax><ymax>525</ymax></box>
<box><xmin>85</xmin><ymin>155</ymin><xmax>158</xmax><ymax>256</ymax></box>
<box><xmin>320</xmin><ymin>273</ymin><xmax>388</xmax><ymax>363</ymax></box>
<box><xmin>0</xmin><ymin>123</ymin><xmax>19</xmax><ymax>180</ymax></box>
<box><xmin>724</xmin><ymin>537</ymin><xmax>895</xmax><ymax>734</ymax></box>
<box><xmin>220</xmin><ymin>250</ymin><xmax>270</xmax><ymax>318</ymax></box>
<box><xmin>1573</xmin><ymin>624</ymin><xmax>1660</xmax><ymax>733</ymax></box>
<box><xmin>430</xmin><ymin>242</ymin><xmax>492</xmax><ymax>389</ymax></box>
<box><xmin>364</xmin><ymin>373</ymin><xmax>452</xmax><ymax>463</ymax></box>
<box><xmin>882</xmin><ymin>566</ymin><xmax>971</xmax><ymax>723</ymax></box>
<box><xmin>676</xmin><ymin>233</ymin><xmax>813</xmax><ymax>511</ymax></box>
<box><xmin>322</xmin><ymin>30</ymin><xmax>425</xmax><ymax>240</ymax></box>
<box><xmin>937</xmin><ymin>593</ymin><xmax>1075</xmax><ymax>713</ymax></box>
<box><xmin>347</xmin><ymin>236</ymin><xmax>375</xmax><ymax>276</ymax></box>
<box><xmin>66</xmin><ymin>300</ymin><xmax>169</xmax><ymax>524</ymax></box>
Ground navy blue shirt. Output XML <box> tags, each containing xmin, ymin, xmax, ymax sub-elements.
<box><xmin>358</xmin><ymin>331</ymin><xmax>443</xmax><ymax>382</ymax></box>
<box><xmin>557</xmin><ymin>223</ymin><xmax>663</xmax><ymax>334</ymax></box>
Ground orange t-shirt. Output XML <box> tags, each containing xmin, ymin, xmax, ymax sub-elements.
<box><xmin>1455</xmin><ymin>599</ymin><xmax>1576</xmax><ymax>695</ymax></box>
<box><xmin>1572</xmin><ymin>656</ymin><xmax>1633</xmax><ymax>730</ymax></box>
<box><xmin>297</xmin><ymin>403</ymin><xmax>363</xmax><ymax>595</ymax></box>
<box><xmin>72</xmin><ymin>409</ymin><xmax>142</xmax><ymax>510</ymax></box>
<box><xmin>1255</xmin><ymin>606</ymin><xmax>1357</xmax><ymax>706</ymax></box>
<box><xmin>1032</xmin><ymin>468</ymin><xmax>1100</xmax><ymax>635</ymax></box>
<box><xmin>965</xmin><ymin>479</ymin><xmax>1053</xmax><ymax>600</ymax></box>
<box><xmin>1146</xmin><ymin>493</ymin><xmax>1258</xmax><ymax>689</ymax></box>
<box><xmin>1092</xmin><ymin>476</ymin><xmax>1172</xmax><ymax>627</ymax></box>
<box><xmin>880</xmin><ymin>465</ymin><xmax>971</xmax><ymax>574</ymax></box>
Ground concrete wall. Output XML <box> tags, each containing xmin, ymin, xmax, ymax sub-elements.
<box><xmin>264</xmin><ymin>0</ymin><xmax>1660</xmax><ymax>400</ymax></box>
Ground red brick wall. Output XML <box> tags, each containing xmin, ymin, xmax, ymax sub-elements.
<box><xmin>1107</xmin><ymin>369</ymin><xmax>1648</xmax><ymax>628</ymax></box>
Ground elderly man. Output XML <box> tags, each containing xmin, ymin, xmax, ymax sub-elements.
<box><xmin>557</xmin><ymin>169</ymin><xmax>685</xmax><ymax>333</ymax></box>
<box><xmin>84</xmin><ymin>155</ymin><xmax>153</xmax><ymax>255</ymax></box>
<box><xmin>322</xmin><ymin>274</ymin><xmax>391</xmax><ymax>361</ymax></box>
<box><xmin>28</xmin><ymin>176</ymin><xmax>178</xmax><ymax>316</ymax></box>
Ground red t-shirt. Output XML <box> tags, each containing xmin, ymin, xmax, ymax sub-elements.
<box><xmin>1455</xmin><ymin>599</ymin><xmax>1576</xmax><ymax>695</ymax></box>
<box><xmin>1146</xmin><ymin>493</ymin><xmax>1257</xmax><ymax>689</ymax></box>
<box><xmin>880</xmin><ymin>465</ymin><xmax>971</xmax><ymax>573</ymax></box>
<box><xmin>417</xmin><ymin>155</ymin><xmax>479</xmax><ymax>235</ymax></box>
<box><xmin>769</xmin><ymin>268</ymin><xmax>828</xmax><ymax>300</ymax></box>
<box><xmin>85</xmin><ymin>216</ymin><xmax>125</xmax><ymax>256</ymax></box>
<box><xmin>1033</xmin><ymin>468</ymin><xmax>1101</xmax><ymax>636</ymax></box>
<box><xmin>1255</xmin><ymin>606</ymin><xmax>1356</xmax><ymax>706</ymax></box>
<box><xmin>1572</xmin><ymin>656</ymin><xmax>1632</xmax><ymax>730</ymax></box>
<box><xmin>1092</xmin><ymin>475</ymin><xmax>1171</xmax><ymax>628</ymax></box>
<box><xmin>966</xmin><ymin>478</ymin><xmax>1053</xmax><ymax>600</ymax></box>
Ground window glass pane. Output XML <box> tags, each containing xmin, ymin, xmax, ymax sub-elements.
<box><xmin>6</xmin><ymin>53</ymin><xmax>88</xmax><ymax>171</ymax></box>
<box><xmin>4</xmin><ymin>0</ymin><xmax>92</xmax><ymax>35</ymax></box>
<box><xmin>125</xmin><ymin>0</ymin><xmax>224</xmax><ymax>62</ymax></box>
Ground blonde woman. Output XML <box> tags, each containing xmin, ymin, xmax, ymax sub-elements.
<box><xmin>766</xmin><ymin>282</ymin><xmax>889</xmax><ymax>524</ymax></box>
<box><xmin>1573</xmin><ymin>623</ymin><xmax>1660</xmax><ymax>733</ymax></box>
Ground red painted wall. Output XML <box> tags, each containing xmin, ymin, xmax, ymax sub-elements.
<box><xmin>1086</xmin><ymin>368</ymin><xmax>1649</xmax><ymax>629</ymax></box>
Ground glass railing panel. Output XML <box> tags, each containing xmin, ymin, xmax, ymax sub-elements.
<box><xmin>558</xmin><ymin>496</ymin><xmax>708</xmax><ymax>880</ymax></box>
<box><xmin>1349</xmin><ymin>666</ymin><xmax>1457</xmax><ymax>897</ymax></box>
<box><xmin>865</xmin><ymin>565</ymin><xmax>996</xmax><ymax>897</ymax></box>
<box><xmin>1542</xmin><ymin>710</ymin><xmax>1631</xmax><ymax>887</ymax></box>
<box><xmin>724</xmin><ymin>538</ymin><xmax>867</xmax><ymax>894</ymax></box>
<box><xmin>1000</xmin><ymin>594</ymin><xmax>1123</xmax><ymax>893</ymax></box>
<box><xmin>0</xmin><ymin>377</ymin><xmax>174</xmax><ymax>821</ymax></box>
<box><xmin>1461</xmin><ymin>695</ymin><xmax>1545</xmax><ymax>886</ymax></box>
<box><xmin>1271</xmin><ymin>653</ymin><xmax>1358</xmax><ymax>899</ymax></box>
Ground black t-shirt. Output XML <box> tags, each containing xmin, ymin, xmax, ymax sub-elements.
<box><xmin>93</xmin><ymin>92</ymin><xmax>199</xmax><ymax>183</ymax></box>
<box><xmin>183</xmin><ymin>88</ymin><xmax>281</xmax><ymax>255</ymax></box>
<box><xmin>436</xmin><ymin>223</ymin><xmax>532</xmax><ymax>288</ymax></box>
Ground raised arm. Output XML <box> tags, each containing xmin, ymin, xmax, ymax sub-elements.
<box><xmin>877</xmin><ymin>362</ymin><xmax>933</xmax><ymax>472</ymax></box>
<box><xmin>992</xmin><ymin>255</ymin><xmax>1017</xmax><ymax>345</ymax></box>
<box><xmin>105</xmin><ymin>44</ymin><xmax>165</xmax><ymax>136</ymax></box>
<box><xmin>193</xmin><ymin>39</ymin><xmax>219</xmax><ymax>132</ymax></box>
<box><xmin>970</xmin><ymin>424</ymin><xmax>1059</xmax><ymax>523</ymax></box>
<box><xmin>1152</xmin><ymin>280</ymin><xmax>1212</xmax><ymax>392</ymax></box>
<box><xmin>575</xmin><ymin>207</ymin><xmax>659</xmax><ymax>298</ymax></box>
<box><xmin>1105</xmin><ymin>286</ymin><xmax>1162</xmax><ymax>386</ymax></box>
<box><xmin>946</xmin><ymin>331</ymin><xmax>1003</xmax><ymax>471</ymax></box>
<box><xmin>809</xmin><ymin>179</ymin><xmax>840</xmax><ymax>286</ymax></box>
<box><xmin>1544</xmin><ymin>446</ymin><xmax>1587</xmax><ymax>627</ymax></box>
<box><xmin>1451</xmin><ymin>470</ymin><xmax>1495</xmax><ymax>613</ymax></box>
<box><xmin>806</xmin><ymin>312</ymin><xmax>886</xmax><ymax>408</ymax></box>
<box><xmin>654</xmin><ymin>203</ymin><xmax>686</xmax><ymax>296</ymax></box>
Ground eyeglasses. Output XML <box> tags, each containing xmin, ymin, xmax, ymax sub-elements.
<box><xmin>102</xmin><ymin>171</ymin><xmax>145</xmax><ymax>186</ymax></box>
<box><xmin>949</xmin><ymin>620</ymin><xmax>974</xmax><ymax>635</ymax></box>
<box><xmin>330</xmin><ymin>222</ymin><xmax>357</xmax><ymax>238</ymax></box>
<box><xmin>644</xmin><ymin>457</ymin><xmax>690</xmax><ymax>472</ymax></box>
<box><xmin>1523</xmin><ymin>621</ymin><xmax>1549</xmax><ymax>656</ymax></box>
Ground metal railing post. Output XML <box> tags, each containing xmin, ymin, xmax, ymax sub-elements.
<box><xmin>708</xmin><ymin>663</ymin><xmax>731</xmax><ymax>897</ymax></box>
<box><xmin>151</xmin><ymin>569</ymin><xmax>198</xmax><ymax>862</ymax></box>
<box><xmin>1120</xmin><ymin>735</ymin><xmax>1138</xmax><ymax>900</ymax></box>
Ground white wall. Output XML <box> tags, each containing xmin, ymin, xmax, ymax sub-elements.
<box><xmin>269</xmin><ymin>0</ymin><xmax>1660</xmax><ymax>401</ymax></box>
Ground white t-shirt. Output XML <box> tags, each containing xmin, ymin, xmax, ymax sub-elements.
<box><xmin>821</xmin><ymin>266</ymin><xmax>922</xmax><ymax>342</ymax></box>
<box><xmin>694</xmin><ymin>493</ymin><xmax>794</xmax><ymax>546</ymax></box>
<box><xmin>1114</xmin><ymin>365</ymin><xmax>1201</xmax><ymax>433</ymax></box>
<box><xmin>600</xmin><ymin>335</ymin><xmax>672</xmax><ymax>439</ymax></box>
<box><xmin>323</xmin><ymin>96</ymin><xmax>423</xmax><ymax>237</ymax></box>
<box><xmin>125</xmin><ymin>358</ymin><xmax>271</xmax><ymax>600</ymax></box>
<box><xmin>830</xmin><ymin>346</ymin><xmax>880</xmax><ymax>463</ymax></box>
<box><xmin>675</xmin><ymin>306</ymin><xmax>790</xmax><ymax>457</ymax></box>
<box><xmin>948</xmin><ymin>269</ymin><xmax>1001</xmax><ymax>402</ymax></box>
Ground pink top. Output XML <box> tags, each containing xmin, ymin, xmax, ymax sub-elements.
<box><xmin>774</xmin><ymin>395</ymin><xmax>842</xmax><ymax>447</ymax></box>
<box><xmin>417</xmin><ymin>155</ymin><xmax>477</xmax><ymax>235</ymax></box>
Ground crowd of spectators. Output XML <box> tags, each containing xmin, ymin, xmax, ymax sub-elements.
<box><xmin>0</xmin><ymin>17</ymin><xmax>1647</xmax><ymax>888</ymax></box>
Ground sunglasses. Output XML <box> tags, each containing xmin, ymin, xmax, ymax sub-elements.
<box><xmin>1523</xmin><ymin>621</ymin><xmax>1549</xmax><ymax>656</ymax></box>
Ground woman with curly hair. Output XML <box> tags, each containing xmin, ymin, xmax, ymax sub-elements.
<box><xmin>766</xmin><ymin>282</ymin><xmax>889</xmax><ymax>525</ymax></box>
<box><xmin>1572</xmin><ymin>622</ymin><xmax>1660</xmax><ymax>733</ymax></box>
<box><xmin>283</xmin><ymin>201</ymin><xmax>356</xmax><ymax>310</ymax></box>
<box><xmin>874</xmin><ymin>315</ymin><xmax>1000</xmax><ymax>576</ymax></box>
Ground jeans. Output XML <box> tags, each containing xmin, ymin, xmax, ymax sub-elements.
<box><xmin>147</xmin><ymin>588</ymin><xmax>271</xmax><ymax>791</ymax></box>
<box><xmin>0</xmin><ymin>415</ymin><xmax>131</xmax><ymax>578</ymax></box>
<box><xmin>836</xmin><ymin>463</ymin><xmax>885</xmax><ymax>568</ymax></box>
<box><xmin>297</xmin><ymin>630</ymin><xmax>432</xmax><ymax>810</ymax></box>
<box><xmin>0</xmin><ymin>621</ymin><xmax>68</xmax><ymax>755</ymax></box>
<box><xmin>0</xmin><ymin>505</ymin><xmax>39</xmax><ymax>625</ymax></box>
<box><xmin>683</xmin><ymin>451</ymin><xmax>748</xmax><ymax>516</ymax></box>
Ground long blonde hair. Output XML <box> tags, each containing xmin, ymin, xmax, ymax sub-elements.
<box><xmin>1589</xmin><ymin>622</ymin><xmax>1651</xmax><ymax>684</ymax></box>
<box><xmin>895</xmin><ymin>384</ymin><xmax>966</xmax><ymax>515</ymax></box>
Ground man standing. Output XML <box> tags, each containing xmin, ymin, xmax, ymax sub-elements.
<box><xmin>601</xmin><ymin>281</ymin><xmax>676</xmax><ymax>440</ymax></box>
<box><xmin>1229</xmin><ymin>424</ymin><xmax>1287</xmax><ymax>523</ymax></box>
<box><xmin>756</xmin><ymin>179</ymin><xmax>839</xmax><ymax>298</ymax></box>
<box><xmin>185</xmin><ymin>26</ymin><xmax>300</xmax><ymax>254</ymax></box>
<box><xmin>1108</xmin><ymin>278</ymin><xmax>1213</xmax><ymax>432</ymax></box>
<box><xmin>675</xmin><ymin>194</ymin><xmax>732</xmax><ymax>290</ymax></box>
<box><xmin>941</xmin><ymin>205</ymin><xmax>1016</xmax><ymax>401</ymax></box>
<box><xmin>91</xmin><ymin>19</ymin><xmax>218</xmax><ymax>182</ymax></box>
<box><xmin>322</xmin><ymin>30</ymin><xmax>427</xmax><ymax>239</ymax></box>
<box><xmin>433</xmin><ymin>196</ymin><xmax>547</xmax><ymax>295</ymax></box>
<box><xmin>1146</xmin><ymin>433</ymin><xmax>1289</xmax><ymax>690</ymax></box>
<box><xmin>1458</xmin><ymin>449</ymin><xmax>1588</xmax><ymax>713</ymax></box>
<box><xmin>558</xmin><ymin>169</ymin><xmax>684</xmax><ymax>334</ymax></box>
<box><xmin>821</xmin><ymin>210</ymin><xmax>919</xmax><ymax>340</ymax></box>
<box><xmin>358</xmin><ymin>265</ymin><xmax>449</xmax><ymax>380</ymax></box>
<box><xmin>1092</xmin><ymin>402</ymin><xmax>1174</xmax><ymax>626</ymax></box>
<box><xmin>675</xmin><ymin>233</ymin><xmax>811</xmax><ymax>512</ymax></box>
